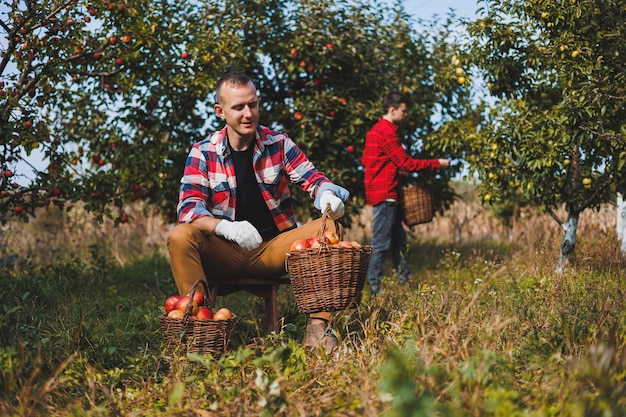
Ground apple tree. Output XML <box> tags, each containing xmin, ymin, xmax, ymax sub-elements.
<box><xmin>462</xmin><ymin>0</ymin><xmax>626</xmax><ymax>269</ymax></box>
<box><xmin>0</xmin><ymin>0</ymin><xmax>270</xmax><ymax>224</ymax></box>
<box><xmin>1</xmin><ymin>0</ymin><xmax>477</xmax><ymax>226</ymax></box>
<box><xmin>254</xmin><ymin>1</ymin><xmax>479</xmax><ymax>219</ymax></box>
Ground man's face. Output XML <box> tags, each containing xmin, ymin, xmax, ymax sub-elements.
<box><xmin>214</xmin><ymin>81</ymin><xmax>259</xmax><ymax>141</ymax></box>
<box><xmin>389</xmin><ymin>103</ymin><xmax>408</xmax><ymax>124</ymax></box>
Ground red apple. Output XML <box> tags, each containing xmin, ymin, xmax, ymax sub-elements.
<box><xmin>175</xmin><ymin>295</ymin><xmax>199</xmax><ymax>315</ymax></box>
<box><xmin>188</xmin><ymin>290</ymin><xmax>205</xmax><ymax>306</ymax></box>
<box><xmin>164</xmin><ymin>295</ymin><xmax>182</xmax><ymax>313</ymax></box>
<box><xmin>337</xmin><ymin>240</ymin><xmax>353</xmax><ymax>248</ymax></box>
<box><xmin>119</xmin><ymin>214</ymin><xmax>128</xmax><ymax>223</ymax></box>
<box><xmin>121</xmin><ymin>35</ymin><xmax>132</xmax><ymax>43</ymax></box>
<box><xmin>52</xmin><ymin>187</ymin><xmax>62</xmax><ymax>197</ymax></box>
<box><xmin>109</xmin><ymin>36</ymin><xmax>117</xmax><ymax>45</ymax></box>
<box><xmin>195</xmin><ymin>306</ymin><xmax>213</xmax><ymax>320</ymax></box>
<box><xmin>346</xmin><ymin>145</ymin><xmax>355</xmax><ymax>154</ymax></box>
<box><xmin>114</xmin><ymin>57</ymin><xmax>123</xmax><ymax>66</ymax></box>
<box><xmin>308</xmin><ymin>236</ymin><xmax>324</xmax><ymax>248</ymax></box>
<box><xmin>324</xmin><ymin>230</ymin><xmax>340</xmax><ymax>245</ymax></box>
<box><xmin>290</xmin><ymin>47</ymin><xmax>298</xmax><ymax>57</ymax></box>
<box><xmin>167</xmin><ymin>309</ymin><xmax>185</xmax><ymax>319</ymax></box>
<box><xmin>181</xmin><ymin>51</ymin><xmax>190</xmax><ymax>59</ymax></box>
<box><xmin>351</xmin><ymin>241</ymin><xmax>362</xmax><ymax>248</ymax></box>
<box><xmin>213</xmin><ymin>307</ymin><xmax>233</xmax><ymax>320</ymax></box>
<box><xmin>290</xmin><ymin>239</ymin><xmax>311</xmax><ymax>251</ymax></box>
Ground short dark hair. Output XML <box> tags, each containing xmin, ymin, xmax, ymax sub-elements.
<box><xmin>216</xmin><ymin>71</ymin><xmax>254</xmax><ymax>103</ymax></box>
<box><xmin>382</xmin><ymin>92</ymin><xmax>409</xmax><ymax>114</ymax></box>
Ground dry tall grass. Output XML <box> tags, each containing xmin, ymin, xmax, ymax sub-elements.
<box><xmin>1</xmin><ymin>188</ymin><xmax>620</xmax><ymax>268</ymax></box>
<box><xmin>1</xmin><ymin>189</ymin><xmax>625</xmax><ymax>416</ymax></box>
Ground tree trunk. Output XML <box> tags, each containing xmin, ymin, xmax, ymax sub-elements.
<box><xmin>618</xmin><ymin>193</ymin><xmax>625</xmax><ymax>259</ymax></box>
<box><xmin>556</xmin><ymin>212</ymin><xmax>579</xmax><ymax>273</ymax></box>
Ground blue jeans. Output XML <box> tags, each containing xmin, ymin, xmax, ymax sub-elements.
<box><xmin>367</xmin><ymin>201</ymin><xmax>410</xmax><ymax>291</ymax></box>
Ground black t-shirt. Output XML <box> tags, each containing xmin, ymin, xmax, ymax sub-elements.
<box><xmin>230</xmin><ymin>146</ymin><xmax>280</xmax><ymax>240</ymax></box>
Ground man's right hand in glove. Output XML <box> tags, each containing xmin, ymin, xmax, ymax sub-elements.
<box><xmin>215</xmin><ymin>220</ymin><xmax>262</xmax><ymax>251</ymax></box>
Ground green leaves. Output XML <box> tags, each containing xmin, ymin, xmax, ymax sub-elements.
<box><xmin>379</xmin><ymin>342</ymin><xmax>435</xmax><ymax>417</ymax></box>
<box><xmin>465</xmin><ymin>0</ymin><xmax>625</xmax><ymax>225</ymax></box>
<box><xmin>1</xmin><ymin>0</ymin><xmax>475</xmax><ymax>223</ymax></box>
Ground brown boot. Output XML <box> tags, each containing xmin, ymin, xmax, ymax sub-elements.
<box><xmin>303</xmin><ymin>318</ymin><xmax>339</xmax><ymax>353</ymax></box>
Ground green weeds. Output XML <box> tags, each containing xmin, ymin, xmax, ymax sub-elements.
<box><xmin>0</xmin><ymin>235</ymin><xmax>625</xmax><ymax>416</ymax></box>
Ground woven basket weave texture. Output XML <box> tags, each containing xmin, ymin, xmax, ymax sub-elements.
<box><xmin>159</xmin><ymin>280</ymin><xmax>237</xmax><ymax>356</ymax></box>
<box><xmin>399</xmin><ymin>184</ymin><xmax>434</xmax><ymax>226</ymax></box>
<box><xmin>286</xmin><ymin>215</ymin><xmax>372</xmax><ymax>313</ymax></box>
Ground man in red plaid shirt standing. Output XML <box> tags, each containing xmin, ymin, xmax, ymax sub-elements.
<box><xmin>362</xmin><ymin>92</ymin><xmax>449</xmax><ymax>295</ymax></box>
<box><xmin>168</xmin><ymin>71</ymin><xmax>349</xmax><ymax>352</ymax></box>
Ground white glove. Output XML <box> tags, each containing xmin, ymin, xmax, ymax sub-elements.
<box><xmin>215</xmin><ymin>220</ymin><xmax>262</xmax><ymax>251</ymax></box>
<box><xmin>320</xmin><ymin>190</ymin><xmax>345</xmax><ymax>220</ymax></box>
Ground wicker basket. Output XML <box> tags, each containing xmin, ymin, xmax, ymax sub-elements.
<box><xmin>399</xmin><ymin>184</ymin><xmax>434</xmax><ymax>226</ymax></box>
<box><xmin>158</xmin><ymin>279</ymin><xmax>238</xmax><ymax>356</ymax></box>
<box><xmin>286</xmin><ymin>214</ymin><xmax>372</xmax><ymax>313</ymax></box>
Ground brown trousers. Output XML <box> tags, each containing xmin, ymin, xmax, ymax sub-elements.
<box><xmin>167</xmin><ymin>217</ymin><xmax>341</xmax><ymax>322</ymax></box>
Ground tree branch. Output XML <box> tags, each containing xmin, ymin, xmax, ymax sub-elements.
<box><xmin>546</xmin><ymin>207</ymin><xmax>564</xmax><ymax>228</ymax></box>
<box><xmin>571</xmin><ymin>176</ymin><xmax>614</xmax><ymax>214</ymax></box>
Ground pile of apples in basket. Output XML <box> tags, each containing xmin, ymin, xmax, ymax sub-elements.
<box><xmin>289</xmin><ymin>229</ymin><xmax>362</xmax><ymax>251</ymax></box>
<box><xmin>163</xmin><ymin>292</ymin><xmax>233</xmax><ymax>321</ymax></box>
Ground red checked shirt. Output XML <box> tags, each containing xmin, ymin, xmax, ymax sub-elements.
<box><xmin>177</xmin><ymin>125</ymin><xmax>345</xmax><ymax>232</ymax></box>
<box><xmin>362</xmin><ymin>118</ymin><xmax>441</xmax><ymax>206</ymax></box>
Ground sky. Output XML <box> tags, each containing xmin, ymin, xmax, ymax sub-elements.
<box><xmin>403</xmin><ymin>0</ymin><xmax>480</xmax><ymax>20</ymax></box>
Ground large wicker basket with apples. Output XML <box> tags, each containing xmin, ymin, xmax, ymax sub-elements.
<box><xmin>158</xmin><ymin>279</ymin><xmax>238</xmax><ymax>356</ymax></box>
<box><xmin>286</xmin><ymin>211</ymin><xmax>372</xmax><ymax>313</ymax></box>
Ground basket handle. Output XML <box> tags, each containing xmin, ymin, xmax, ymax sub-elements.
<box><xmin>184</xmin><ymin>279</ymin><xmax>209</xmax><ymax>320</ymax></box>
<box><xmin>319</xmin><ymin>207</ymin><xmax>343</xmax><ymax>242</ymax></box>
<box><xmin>284</xmin><ymin>208</ymin><xmax>343</xmax><ymax>272</ymax></box>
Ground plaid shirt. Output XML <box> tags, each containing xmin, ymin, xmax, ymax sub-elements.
<box><xmin>362</xmin><ymin>118</ymin><xmax>441</xmax><ymax>206</ymax></box>
<box><xmin>177</xmin><ymin>125</ymin><xmax>348</xmax><ymax>232</ymax></box>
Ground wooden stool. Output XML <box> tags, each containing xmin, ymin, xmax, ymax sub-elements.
<box><xmin>206</xmin><ymin>276</ymin><xmax>291</xmax><ymax>333</ymax></box>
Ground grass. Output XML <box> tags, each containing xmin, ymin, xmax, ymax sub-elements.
<box><xmin>1</xmin><ymin>205</ymin><xmax>626</xmax><ymax>416</ymax></box>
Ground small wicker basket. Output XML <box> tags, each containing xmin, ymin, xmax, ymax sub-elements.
<box><xmin>399</xmin><ymin>184</ymin><xmax>434</xmax><ymax>226</ymax></box>
<box><xmin>158</xmin><ymin>279</ymin><xmax>238</xmax><ymax>356</ymax></box>
<box><xmin>286</xmin><ymin>213</ymin><xmax>372</xmax><ymax>314</ymax></box>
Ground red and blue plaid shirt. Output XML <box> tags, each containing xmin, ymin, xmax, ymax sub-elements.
<box><xmin>362</xmin><ymin>118</ymin><xmax>441</xmax><ymax>206</ymax></box>
<box><xmin>177</xmin><ymin>125</ymin><xmax>347</xmax><ymax>232</ymax></box>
